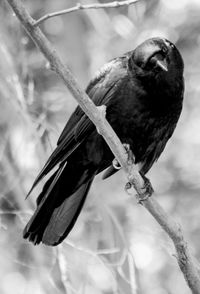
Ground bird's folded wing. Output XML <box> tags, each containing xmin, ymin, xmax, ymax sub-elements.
<box><xmin>27</xmin><ymin>58</ymin><xmax>127</xmax><ymax>195</ymax></box>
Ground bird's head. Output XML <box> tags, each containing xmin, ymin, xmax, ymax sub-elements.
<box><xmin>130</xmin><ymin>37</ymin><xmax>184</xmax><ymax>81</ymax></box>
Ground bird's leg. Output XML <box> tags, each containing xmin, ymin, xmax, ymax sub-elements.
<box><xmin>112</xmin><ymin>144</ymin><xmax>153</xmax><ymax>201</ymax></box>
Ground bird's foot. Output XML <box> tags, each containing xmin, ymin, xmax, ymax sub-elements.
<box><xmin>125</xmin><ymin>181</ymin><xmax>132</xmax><ymax>195</ymax></box>
<box><xmin>123</xmin><ymin>143</ymin><xmax>135</xmax><ymax>164</ymax></box>
<box><xmin>112</xmin><ymin>143</ymin><xmax>135</xmax><ymax>170</ymax></box>
<box><xmin>125</xmin><ymin>174</ymin><xmax>154</xmax><ymax>201</ymax></box>
<box><xmin>136</xmin><ymin>174</ymin><xmax>154</xmax><ymax>204</ymax></box>
<box><xmin>112</xmin><ymin>158</ymin><xmax>121</xmax><ymax>170</ymax></box>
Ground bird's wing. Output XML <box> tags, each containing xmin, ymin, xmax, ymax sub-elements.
<box><xmin>57</xmin><ymin>57</ymin><xmax>128</xmax><ymax>144</ymax></box>
<box><xmin>28</xmin><ymin>57</ymin><xmax>128</xmax><ymax>195</ymax></box>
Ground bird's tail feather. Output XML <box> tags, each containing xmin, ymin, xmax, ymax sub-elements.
<box><xmin>23</xmin><ymin>163</ymin><xmax>95</xmax><ymax>246</ymax></box>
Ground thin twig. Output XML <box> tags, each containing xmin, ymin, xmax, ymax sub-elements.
<box><xmin>34</xmin><ymin>0</ymin><xmax>138</xmax><ymax>26</ymax></box>
<box><xmin>5</xmin><ymin>0</ymin><xmax>200</xmax><ymax>293</ymax></box>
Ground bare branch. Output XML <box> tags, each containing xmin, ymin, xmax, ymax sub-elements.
<box><xmin>5</xmin><ymin>0</ymin><xmax>200</xmax><ymax>292</ymax></box>
<box><xmin>34</xmin><ymin>0</ymin><xmax>138</xmax><ymax>26</ymax></box>
<box><xmin>5</xmin><ymin>0</ymin><xmax>144</xmax><ymax>196</ymax></box>
<box><xmin>142</xmin><ymin>197</ymin><xmax>200</xmax><ymax>293</ymax></box>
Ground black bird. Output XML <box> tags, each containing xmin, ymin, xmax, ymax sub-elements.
<box><xmin>24</xmin><ymin>37</ymin><xmax>184</xmax><ymax>246</ymax></box>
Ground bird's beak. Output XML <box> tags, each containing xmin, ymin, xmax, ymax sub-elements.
<box><xmin>156</xmin><ymin>59</ymin><xmax>168</xmax><ymax>72</ymax></box>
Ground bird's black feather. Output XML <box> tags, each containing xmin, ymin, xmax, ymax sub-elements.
<box><xmin>24</xmin><ymin>37</ymin><xmax>184</xmax><ymax>245</ymax></box>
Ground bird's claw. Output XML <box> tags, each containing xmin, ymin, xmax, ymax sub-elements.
<box><xmin>122</xmin><ymin>143</ymin><xmax>130</xmax><ymax>152</ymax></box>
<box><xmin>123</xmin><ymin>143</ymin><xmax>135</xmax><ymax>165</ymax></box>
<box><xmin>125</xmin><ymin>175</ymin><xmax>154</xmax><ymax>202</ymax></box>
<box><xmin>112</xmin><ymin>143</ymin><xmax>135</xmax><ymax>170</ymax></box>
<box><xmin>125</xmin><ymin>181</ymin><xmax>132</xmax><ymax>195</ymax></box>
<box><xmin>136</xmin><ymin>175</ymin><xmax>154</xmax><ymax>204</ymax></box>
<box><xmin>112</xmin><ymin>158</ymin><xmax>121</xmax><ymax>170</ymax></box>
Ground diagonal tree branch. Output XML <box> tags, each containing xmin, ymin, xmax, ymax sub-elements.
<box><xmin>5</xmin><ymin>0</ymin><xmax>200</xmax><ymax>293</ymax></box>
<box><xmin>33</xmin><ymin>0</ymin><xmax>138</xmax><ymax>27</ymax></box>
<box><xmin>6</xmin><ymin>0</ymin><xmax>144</xmax><ymax>194</ymax></box>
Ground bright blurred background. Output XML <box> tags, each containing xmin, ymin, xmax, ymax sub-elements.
<box><xmin>0</xmin><ymin>0</ymin><xmax>200</xmax><ymax>293</ymax></box>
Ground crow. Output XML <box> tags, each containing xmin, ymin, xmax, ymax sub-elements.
<box><xmin>23</xmin><ymin>37</ymin><xmax>184</xmax><ymax>246</ymax></box>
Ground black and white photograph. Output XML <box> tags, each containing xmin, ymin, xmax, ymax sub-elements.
<box><xmin>0</xmin><ymin>0</ymin><xmax>200</xmax><ymax>293</ymax></box>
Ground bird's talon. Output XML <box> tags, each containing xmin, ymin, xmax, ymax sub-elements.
<box><xmin>125</xmin><ymin>181</ymin><xmax>132</xmax><ymax>195</ymax></box>
<box><xmin>112</xmin><ymin>158</ymin><xmax>121</xmax><ymax>170</ymax></box>
<box><xmin>137</xmin><ymin>175</ymin><xmax>154</xmax><ymax>204</ymax></box>
<box><xmin>123</xmin><ymin>143</ymin><xmax>130</xmax><ymax>153</ymax></box>
<box><xmin>112</xmin><ymin>144</ymin><xmax>135</xmax><ymax>170</ymax></box>
<box><xmin>123</xmin><ymin>143</ymin><xmax>135</xmax><ymax>164</ymax></box>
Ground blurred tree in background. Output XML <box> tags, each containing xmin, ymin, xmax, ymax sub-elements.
<box><xmin>0</xmin><ymin>0</ymin><xmax>200</xmax><ymax>293</ymax></box>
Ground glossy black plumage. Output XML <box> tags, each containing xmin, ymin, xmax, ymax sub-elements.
<box><xmin>23</xmin><ymin>37</ymin><xmax>184</xmax><ymax>246</ymax></box>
